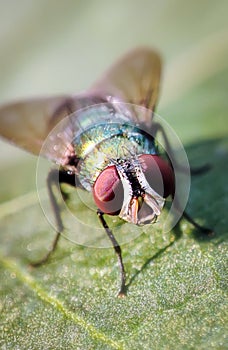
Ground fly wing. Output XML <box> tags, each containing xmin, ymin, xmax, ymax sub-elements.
<box><xmin>0</xmin><ymin>96</ymin><xmax>71</xmax><ymax>154</ymax></box>
<box><xmin>0</xmin><ymin>94</ymin><xmax>106</xmax><ymax>165</ymax></box>
<box><xmin>0</xmin><ymin>48</ymin><xmax>161</xmax><ymax>166</ymax></box>
<box><xmin>90</xmin><ymin>47</ymin><xmax>162</xmax><ymax>127</ymax></box>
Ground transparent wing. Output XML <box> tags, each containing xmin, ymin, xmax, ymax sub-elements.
<box><xmin>90</xmin><ymin>47</ymin><xmax>162</xmax><ymax>126</ymax></box>
<box><xmin>0</xmin><ymin>48</ymin><xmax>162</xmax><ymax>165</ymax></box>
<box><xmin>0</xmin><ymin>94</ymin><xmax>107</xmax><ymax>164</ymax></box>
<box><xmin>0</xmin><ymin>96</ymin><xmax>72</xmax><ymax>154</ymax></box>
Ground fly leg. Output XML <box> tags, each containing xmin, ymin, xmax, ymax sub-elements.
<box><xmin>172</xmin><ymin>195</ymin><xmax>214</xmax><ymax>236</ymax></box>
<box><xmin>182</xmin><ymin>211</ymin><xmax>213</xmax><ymax>236</ymax></box>
<box><xmin>190</xmin><ymin>164</ymin><xmax>211</xmax><ymax>176</ymax></box>
<box><xmin>151</xmin><ymin>122</ymin><xmax>211</xmax><ymax>176</ymax></box>
<box><xmin>152</xmin><ymin>122</ymin><xmax>214</xmax><ymax>235</ymax></box>
<box><xmin>30</xmin><ymin>169</ymin><xmax>77</xmax><ymax>267</ymax></box>
<box><xmin>97</xmin><ymin>210</ymin><xmax>126</xmax><ymax>297</ymax></box>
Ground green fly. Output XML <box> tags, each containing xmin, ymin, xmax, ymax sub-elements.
<box><xmin>0</xmin><ymin>48</ymin><xmax>212</xmax><ymax>296</ymax></box>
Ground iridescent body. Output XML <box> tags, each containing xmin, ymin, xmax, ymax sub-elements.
<box><xmin>73</xmin><ymin>105</ymin><xmax>157</xmax><ymax>191</ymax></box>
<box><xmin>0</xmin><ymin>47</ymin><xmax>213</xmax><ymax>296</ymax></box>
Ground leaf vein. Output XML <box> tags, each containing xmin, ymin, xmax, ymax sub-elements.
<box><xmin>1</xmin><ymin>256</ymin><xmax>125</xmax><ymax>350</ymax></box>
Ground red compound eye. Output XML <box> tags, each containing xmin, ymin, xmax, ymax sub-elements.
<box><xmin>93</xmin><ymin>165</ymin><xmax>124</xmax><ymax>215</ymax></box>
<box><xmin>139</xmin><ymin>154</ymin><xmax>175</xmax><ymax>198</ymax></box>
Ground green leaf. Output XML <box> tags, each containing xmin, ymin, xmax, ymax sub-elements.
<box><xmin>0</xmin><ymin>1</ymin><xmax>227</xmax><ymax>349</ymax></box>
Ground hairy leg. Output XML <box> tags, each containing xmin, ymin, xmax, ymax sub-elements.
<box><xmin>30</xmin><ymin>169</ymin><xmax>76</xmax><ymax>266</ymax></box>
<box><xmin>97</xmin><ymin>210</ymin><xmax>126</xmax><ymax>297</ymax></box>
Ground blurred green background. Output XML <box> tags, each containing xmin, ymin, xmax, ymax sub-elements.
<box><xmin>0</xmin><ymin>1</ymin><xmax>227</xmax><ymax>349</ymax></box>
<box><xmin>0</xmin><ymin>0</ymin><xmax>227</xmax><ymax>201</ymax></box>
<box><xmin>0</xmin><ymin>0</ymin><xmax>227</xmax><ymax>171</ymax></box>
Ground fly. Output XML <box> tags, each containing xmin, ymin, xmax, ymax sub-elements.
<box><xmin>0</xmin><ymin>48</ymin><xmax>213</xmax><ymax>296</ymax></box>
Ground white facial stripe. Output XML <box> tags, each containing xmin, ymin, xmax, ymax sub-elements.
<box><xmin>116</xmin><ymin>158</ymin><xmax>165</xmax><ymax>225</ymax></box>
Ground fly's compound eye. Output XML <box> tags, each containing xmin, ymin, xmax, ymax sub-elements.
<box><xmin>139</xmin><ymin>154</ymin><xmax>175</xmax><ymax>198</ymax></box>
<box><xmin>93</xmin><ymin>165</ymin><xmax>124</xmax><ymax>215</ymax></box>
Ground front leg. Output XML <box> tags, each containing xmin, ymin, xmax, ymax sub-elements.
<box><xmin>151</xmin><ymin>122</ymin><xmax>211</xmax><ymax>176</ymax></box>
<box><xmin>152</xmin><ymin>122</ymin><xmax>214</xmax><ymax>235</ymax></box>
<box><xmin>97</xmin><ymin>210</ymin><xmax>127</xmax><ymax>297</ymax></box>
<box><xmin>30</xmin><ymin>169</ymin><xmax>76</xmax><ymax>267</ymax></box>
<box><xmin>182</xmin><ymin>211</ymin><xmax>213</xmax><ymax>236</ymax></box>
<box><xmin>172</xmin><ymin>195</ymin><xmax>214</xmax><ymax>236</ymax></box>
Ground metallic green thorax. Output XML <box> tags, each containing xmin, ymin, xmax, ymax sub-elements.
<box><xmin>72</xmin><ymin>107</ymin><xmax>156</xmax><ymax>191</ymax></box>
